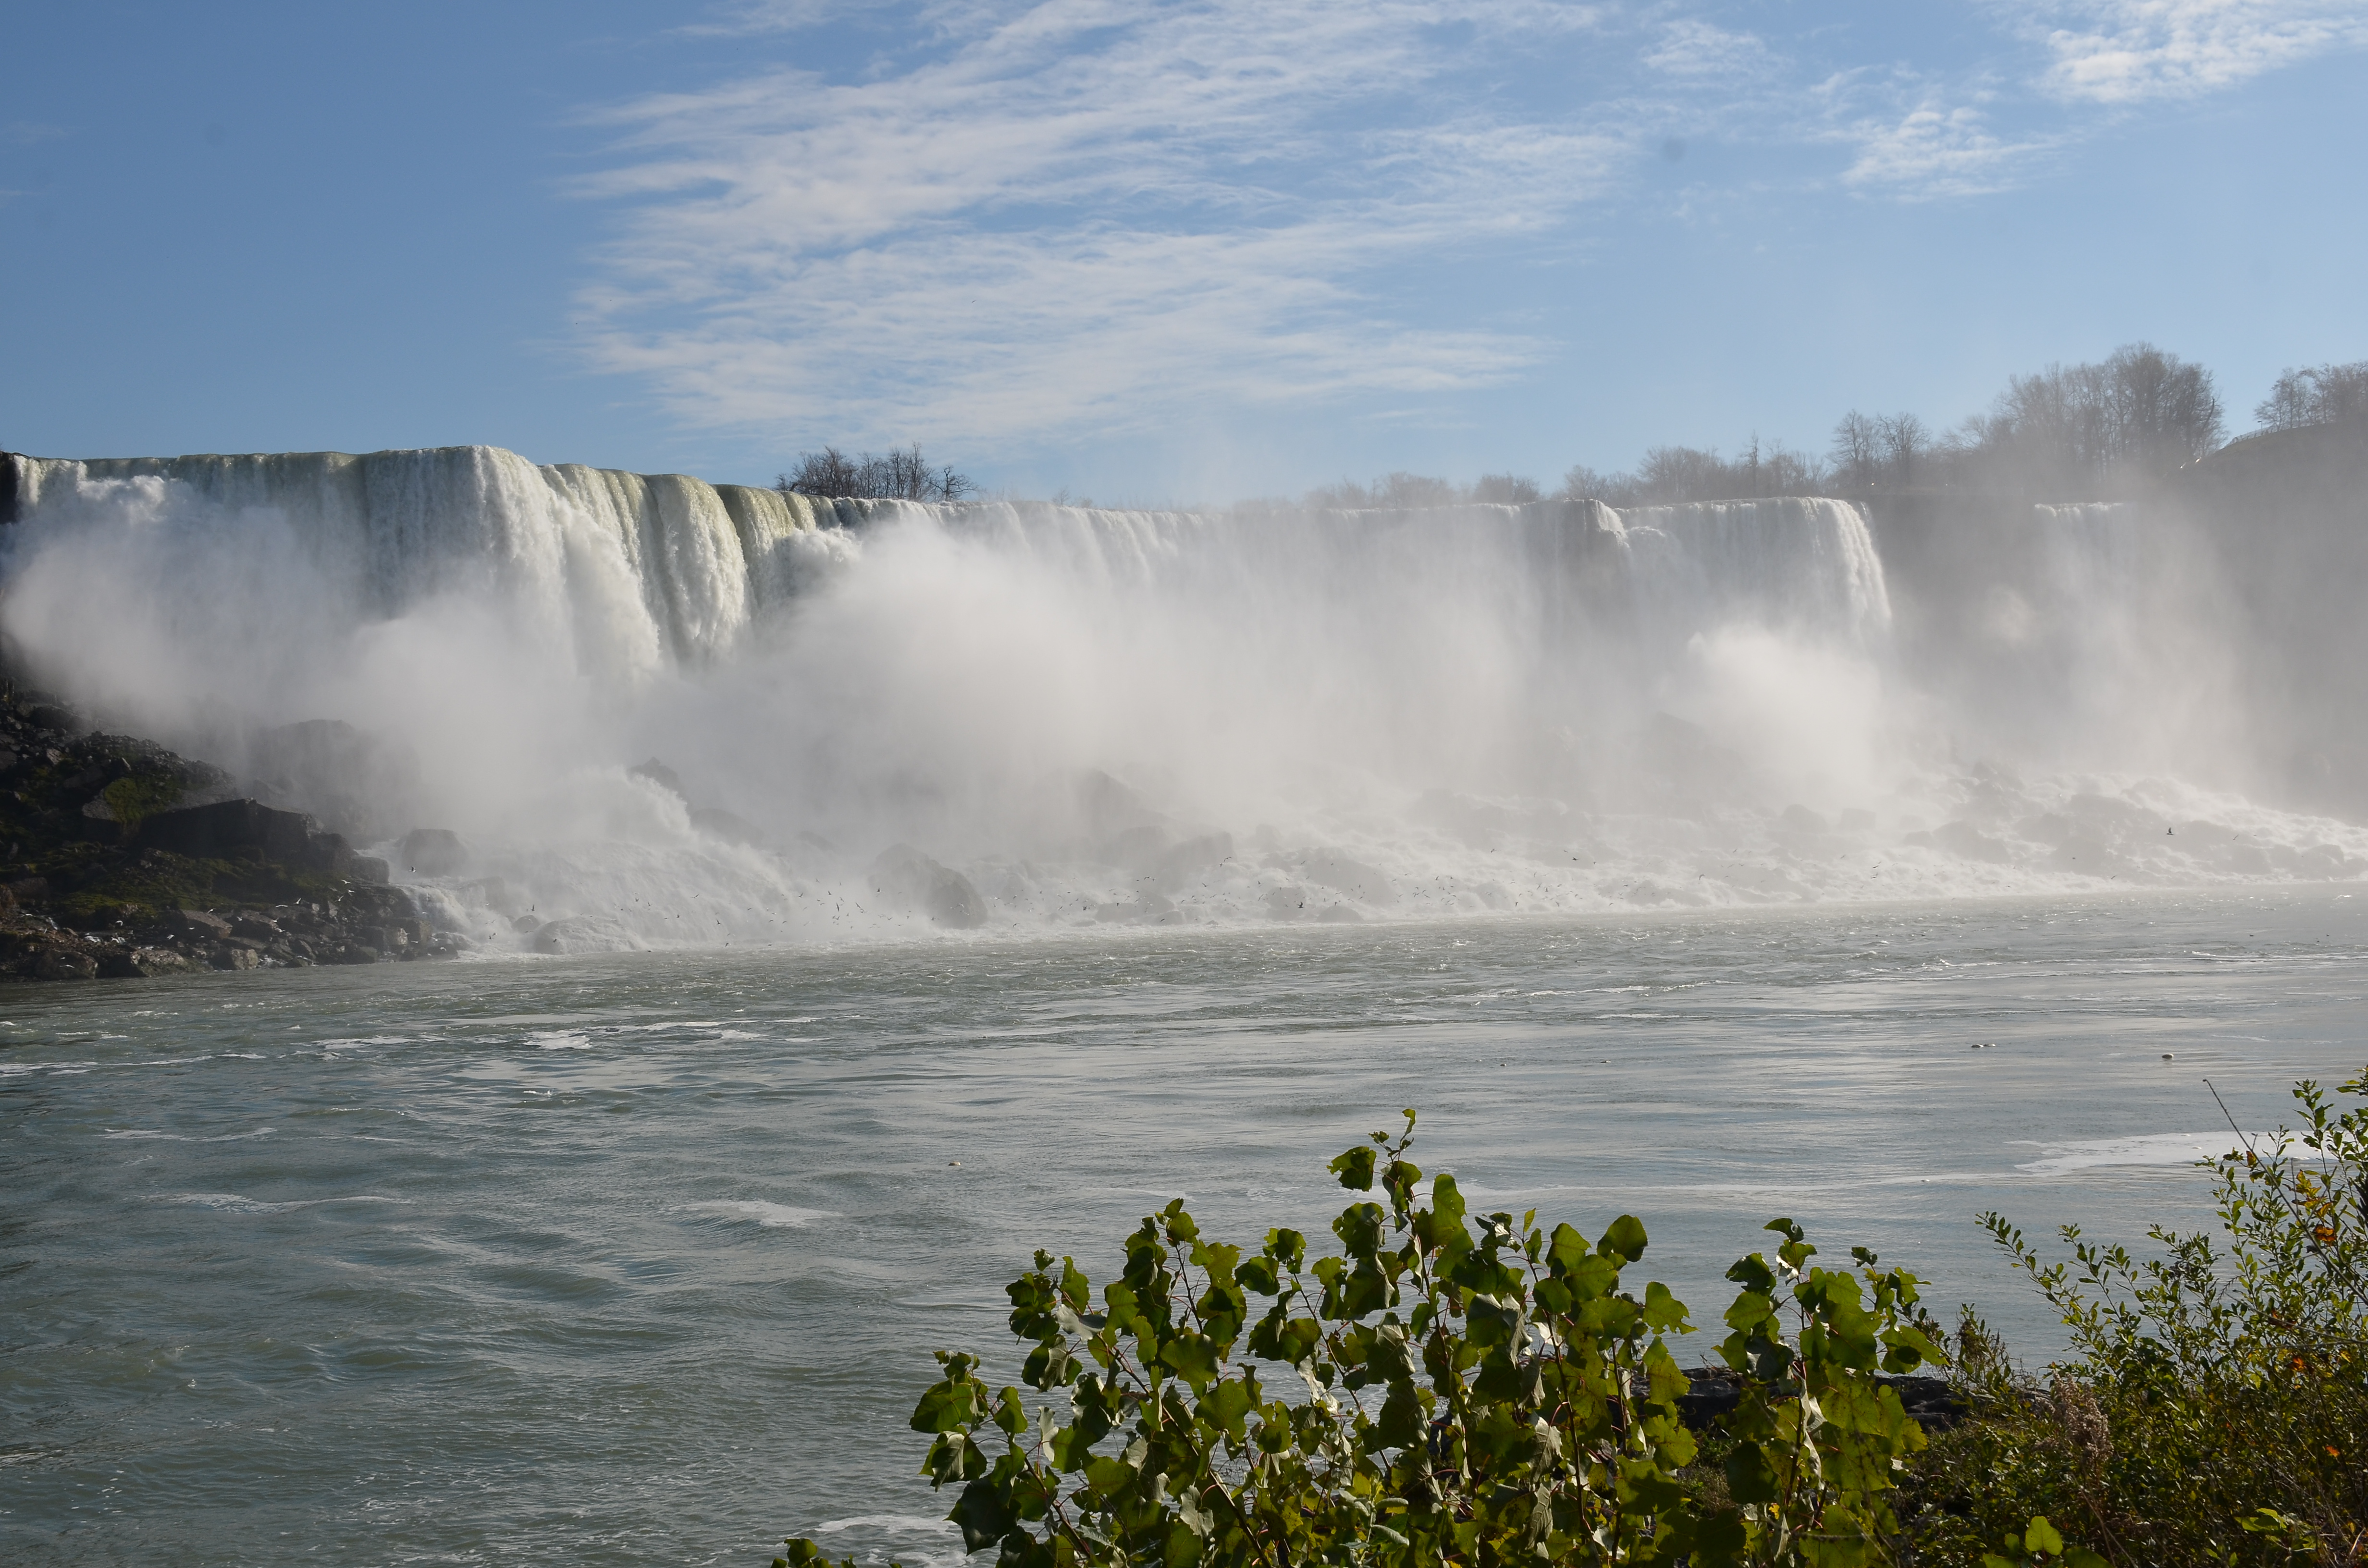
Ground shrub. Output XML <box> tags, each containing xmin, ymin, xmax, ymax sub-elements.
<box><xmin>778</xmin><ymin>1112</ymin><xmax>1951</xmax><ymax>1568</ymax></box>
<box><xmin>1903</xmin><ymin>1070</ymin><xmax>2368</xmax><ymax>1566</ymax></box>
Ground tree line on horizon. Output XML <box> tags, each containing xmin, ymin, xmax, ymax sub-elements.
<box><xmin>775</xmin><ymin>345</ymin><xmax>2365</xmax><ymax>511</ymax></box>
<box><xmin>1305</xmin><ymin>343</ymin><xmax>2368</xmax><ymax>512</ymax></box>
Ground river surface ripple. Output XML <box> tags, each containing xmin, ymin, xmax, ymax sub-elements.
<box><xmin>5</xmin><ymin>888</ymin><xmax>2366</xmax><ymax>1564</ymax></box>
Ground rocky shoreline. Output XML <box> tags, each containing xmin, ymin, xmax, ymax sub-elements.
<box><xmin>0</xmin><ymin>679</ymin><xmax>463</xmax><ymax>983</ymax></box>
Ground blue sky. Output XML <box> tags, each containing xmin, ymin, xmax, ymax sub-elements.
<box><xmin>4</xmin><ymin>0</ymin><xmax>2364</xmax><ymax>501</ymax></box>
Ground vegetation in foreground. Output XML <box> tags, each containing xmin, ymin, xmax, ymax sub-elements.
<box><xmin>782</xmin><ymin>1071</ymin><xmax>2367</xmax><ymax>1567</ymax></box>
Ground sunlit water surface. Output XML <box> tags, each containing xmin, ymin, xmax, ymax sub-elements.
<box><xmin>6</xmin><ymin>888</ymin><xmax>2367</xmax><ymax>1565</ymax></box>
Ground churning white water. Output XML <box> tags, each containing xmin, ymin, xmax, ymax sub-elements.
<box><xmin>3</xmin><ymin>445</ymin><xmax>2362</xmax><ymax>953</ymax></box>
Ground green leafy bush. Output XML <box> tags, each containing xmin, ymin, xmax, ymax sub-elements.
<box><xmin>1904</xmin><ymin>1070</ymin><xmax>2368</xmax><ymax>1566</ymax></box>
<box><xmin>784</xmin><ymin>1112</ymin><xmax>1950</xmax><ymax>1568</ymax></box>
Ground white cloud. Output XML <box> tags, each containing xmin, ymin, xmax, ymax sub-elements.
<box><xmin>1642</xmin><ymin>18</ymin><xmax>1770</xmax><ymax>77</ymax></box>
<box><xmin>1835</xmin><ymin>92</ymin><xmax>2059</xmax><ymax>198</ymax></box>
<box><xmin>574</xmin><ymin>1</ymin><xmax>1629</xmax><ymax>446</ymax></box>
<box><xmin>2008</xmin><ymin>0</ymin><xmax>2368</xmax><ymax>103</ymax></box>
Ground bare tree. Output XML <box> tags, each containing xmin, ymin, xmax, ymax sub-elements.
<box><xmin>778</xmin><ymin>443</ymin><xmax>975</xmax><ymax>501</ymax></box>
<box><xmin>2256</xmin><ymin>361</ymin><xmax>2368</xmax><ymax>430</ymax></box>
<box><xmin>1829</xmin><ymin>412</ymin><xmax>1882</xmax><ymax>491</ymax></box>
<box><xmin>1553</xmin><ymin>466</ymin><xmax>1629</xmax><ymax>504</ymax></box>
<box><xmin>1876</xmin><ymin>413</ymin><xmax>1928</xmax><ymax>487</ymax></box>
<box><xmin>1469</xmin><ymin>473</ymin><xmax>1542</xmax><ymax>504</ymax></box>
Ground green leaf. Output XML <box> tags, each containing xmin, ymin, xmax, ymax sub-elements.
<box><xmin>1333</xmin><ymin>1201</ymin><xmax>1387</xmax><ymax>1259</ymax></box>
<box><xmin>1330</xmin><ymin>1146</ymin><xmax>1377</xmax><ymax>1191</ymax></box>
<box><xmin>1430</xmin><ymin>1170</ymin><xmax>1467</xmax><ymax>1226</ymax></box>
<box><xmin>1199</xmin><ymin>1375</ymin><xmax>1258</xmax><ymax>1442</ymax></box>
<box><xmin>1725</xmin><ymin>1252</ymin><xmax>1776</xmax><ymax>1294</ymax></box>
<box><xmin>2026</xmin><ymin>1516</ymin><xmax>2064</xmax><ymax>1556</ymax></box>
<box><xmin>910</xmin><ymin>1375</ymin><xmax>984</xmax><ymax>1433</ymax></box>
<box><xmin>1234</xmin><ymin>1255</ymin><xmax>1281</xmax><ymax>1296</ymax></box>
<box><xmin>993</xmin><ymin>1386</ymin><xmax>1026</xmax><ymax>1435</ymax></box>
<box><xmin>1725</xmin><ymin>1440</ymin><xmax>1780</xmax><ymax>1504</ymax></box>
<box><xmin>1642</xmin><ymin>1279</ymin><xmax>1691</xmax><ymax>1332</ymax></box>
<box><xmin>1598</xmin><ymin>1213</ymin><xmax>1649</xmax><ymax>1263</ymax></box>
<box><xmin>1547</xmin><ymin>1222</ymin><xmax>1591</xmax><ymax>1276</ymax></box>
<box><xmin>1159</xmin><ymin>1331</ymin><xmax>1222</xmax><ymax>1389</ymax></box>
<box><xmin>950</xmin><ymin>1480</ymin><xmax>1015</xmax><ymax>1553</ymax></box>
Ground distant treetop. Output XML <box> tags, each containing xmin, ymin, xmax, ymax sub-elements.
<box><xmin>777</xmin><ymin>443</ymin><xmax>975</xmax><ymax>502</ymax></box>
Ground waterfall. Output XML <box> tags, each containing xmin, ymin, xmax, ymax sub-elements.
<box><xmin>5</xmin><ymin>442</ymin><xmax>2359</xmax><ymax>948</ymax></box>
<box><xmin>6</xmin><ymin>449</ymin><xmax>1892</xmax><ymax>675</ymax></box>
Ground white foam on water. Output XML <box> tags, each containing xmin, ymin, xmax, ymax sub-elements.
<box><xmin>685</xmin><ymin>1200</ymin><xmax>839</xmax><ymax>1228</ymax></box>
<box><xmin>148</xmin><ymin>1193</ymin><xmax>407</xmax><ymax>1214</ymax></box>
<box><xmin>2012</xmin><ymin>1133</ymin><xmax>2259</xmax><ymax>1176</ymax></box>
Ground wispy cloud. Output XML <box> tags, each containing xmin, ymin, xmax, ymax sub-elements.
<box><xmin>1828</xmin><ymin>84</ymin><xmax>2060</xmax><ymax>198</ymax></box>
<box><xmin>1642</xmin><ymin>18</ymin><xmax>1771</xmax><ymax>78</ymax></box>
<box><xmin>575</xmin><ymin>1</ymin><xmax>1631</xmax><ymax>447</ymax></box>
<box><xmin>2006</xmin><ymin>0</ymin><xmax>2368</xmax><ymax>103</ymax></box>
<box><xmin>572</xmin><ymin>0</ymin><xmax>2362</xmax><ymax>449</ymax></box>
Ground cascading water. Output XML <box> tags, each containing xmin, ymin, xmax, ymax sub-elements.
<box><xmin>2</xmin><ymin>445</ymin><xmax>2361</xmax><ymax>952</ymax></box>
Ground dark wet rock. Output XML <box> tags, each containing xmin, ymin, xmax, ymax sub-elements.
<box><xmin>135</xmin><ymin>798</ymin><xmax>388</xmax><ymax>883</ymax></box>
<box><xmin>397</xmin><ymin>828</ymin><xmax>469</xmax><ymax>876</ymax></box>
<box><xmin>1672</xmin><ymin>1367</ymin><xmax>1968</xmax><ymax>1434</ymax></box>
<box><xmin>161</xmin><ymin>907</ymin><xmax>234</xmax><ymax>941</ymax></box>
<box><xmin>34</xmin><ymin>944</ymin><xmax>99</xmax><ymax>980</ymax></box>
<box><xmin>98</xmin><ymin>946</ymin><xmax>192</xmax><ymax>978</ymax></box>
<box><xmin>870</xmin><ymin>843</ymin><xmax>988</xmax><ymax>929</ymax></box>
<box><xmin>138</xmin><ymin>798</ymin><xmax>318</xmax><ymax>862</ymax></box>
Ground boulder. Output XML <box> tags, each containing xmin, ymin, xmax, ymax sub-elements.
<box><xmin>869</xmin><ymin>844</ymin><xmax>989</xmax><ymax>929</ymax></box>
<box><xmin>33</xmin><ymin>944</ymin><xmax>99</xmax><ymax>980</ymax></box>
<box><xmin>98</xmin><ymin>947</ymin><xmax>192</xmax><ymax>979</ymax></box>
<box><xmin>396</xmin><ymin>828</ymin><xmax>469</xmax><ymax>876</ymax></box>
<box><xmin>137</xmin><ymin>798</ymin><xmax>318</xmax><ymax>862</ymax></box>
<box><xmin>160</xmin><ymin>907</ymin><xmax>233</xmax><ymax>940</ymax></box>
<box><xmin>136</xmin><ymin>798</ymin><xmax>388</xmax><ymax>883</ymax></box>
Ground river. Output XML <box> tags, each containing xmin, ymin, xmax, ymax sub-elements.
<box><xmin>6</xmin><ymin>886</ymin><xmax>2364</xmax><ymax>1564</ymax></box>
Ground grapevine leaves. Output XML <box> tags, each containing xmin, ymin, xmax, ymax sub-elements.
<box><xmin>780</xmin><ymin>1111</ymin><xmax>1961</xmax><ymax>1568</ymax></box>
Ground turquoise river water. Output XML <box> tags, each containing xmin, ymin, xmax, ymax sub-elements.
<box><xmin>5</xmin><ymin>888</ymin><xmax>2367</xmax><ymax>1564</ymax></box>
